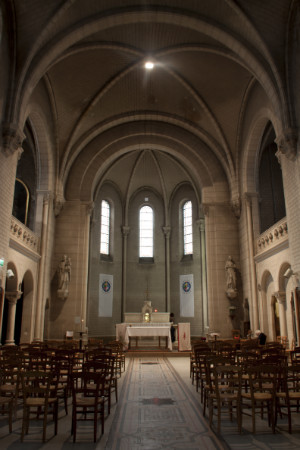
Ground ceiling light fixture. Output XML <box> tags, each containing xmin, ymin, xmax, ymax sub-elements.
<box><xmin>145</xmin><ymin>61</ymin><xmax>154</xmax><ymax>70</ymax></box>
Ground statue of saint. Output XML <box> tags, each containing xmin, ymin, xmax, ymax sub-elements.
<box><xmin>58</xmin><ymin>255</ymin><xmax>71</xmax><ymax>291</ymax></box>
<box><xmin>225</xmin><ymin>256</ymin><xmax>237</xmax><ymax>290</ymax></box>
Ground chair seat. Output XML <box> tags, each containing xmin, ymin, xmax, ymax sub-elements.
<box><xmin>25</xmin><ymin>396</ymin><xmax>58</xmax><ymax>406</ymax></box>
<box><xmin>76</xmin><ymin>396</ymin><xmax>104</xmax><ymax>407</ymax></box>
<box><xmin>242</xmin><ymin>392</ymin><xmax>272</xmax><ymax>400</ymax></box>
<box><xmin>288</xmin><ymin>392</ymin><xmax>300</xmax><ymax>399</ymax></box>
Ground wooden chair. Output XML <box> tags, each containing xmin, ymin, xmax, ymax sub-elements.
<box><xmin>203</xmin><ymin>355</ymin><xmax>235</xmax><ymax>418</ymax></box>
<box><xmin>21</xmin><ymin>370</ymin><xmax>59</xmax><ymax>442</ymax></box>
<box><xmin>51</xmin><ymin>356</ymin><xmax>71</xmax><ymax>415</ymax></box>
<box><xmin>0</xmin><ymin>369</ymin><xmax>14</xmax><ymax>433</ymax></box>
<box><xmin>277</xmin><ymin>364</ymin><xmax>300</xmax><ymax>433</ymax></box>
<box><xmin>208</xmin><ymin>364</ymin><xmax>242</xmax><ymax>433</ymax></box>
<box><xmin>290</xmin><ymin>347</ymin><xmax>300</xmax><ymax>364</ymax></box>
<box><xmin>241</xmin><ymin>365</ymin><xmax>278</xmax><ymax>433</ymax></box>
<box><xmin>0</xmin><ymin>358</ymin><xmax>22</xmax><ymax>414</ymax></box>
<box><xmin>70</xmin><ymin>372</ymin><xmax>106</xmax><ymax>442</ymax></box>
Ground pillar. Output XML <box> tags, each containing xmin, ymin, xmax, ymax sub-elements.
<box><xmin>5</xmin><ymin>290</ymin><xmax>22</xmax><ymax>345</ymax></box>
<box><xmin>34</xmin><ymin>192</ymin><xmax>51</xmax><ymax>341</ymax></box>
<box><xmin>244</xmin><ymin>193</ymin><xmax>259</xmax><ymax>331</ymax></box>
<box><xmin>162</xmin><ymin>226</ymin><xmax>171</xmax><ymax>312</ymax></box>
<box><xmin>197</xmin><ymin>218</ymin><xmax>208</xmax><ymax>333</ymax></box>
<box><xmin>121</xmin><ymin>226</ymin><xmax>130</xmax><ymax>321</ymax></box>
<box><xmin>275</xmin><ymin>291</ymin><xmax>288</xmax><ymax>338</ymax></box>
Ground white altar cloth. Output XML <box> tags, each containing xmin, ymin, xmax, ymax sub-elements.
<box><xmin>124</xmin><ymin>326</ymin><xmax>172</xmax><ymax>350</ymax></box>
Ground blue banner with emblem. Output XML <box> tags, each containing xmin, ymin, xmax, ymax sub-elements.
<box><xmin>99</xmin><ymin>274</ymin><xmax>113</xmax><ymax>317</ymax></box>
<box><xmin>180</xmin><ymin>274</ymin><xmax>194</xmax><ymax>317</ymax></box>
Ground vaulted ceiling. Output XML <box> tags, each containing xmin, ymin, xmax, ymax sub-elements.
<box><xmin>2</xmin><ymin>1</ymin><xmax>295</xmax><ymax>204</ymax></box>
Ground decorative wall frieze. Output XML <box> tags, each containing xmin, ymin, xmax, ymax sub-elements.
<box><xmin>256</xmin><ymin>217</ymin><xmax>288</xmax><ymax>255</ymax></box>
<box><xmin>0</xmin><ymin>123</ymin><xmax>25</xmax><ymax>156</ymax></box>
<box><xmin>275</xmin><ymin>128</ymin><xmax>298</xmax><ymax>161</ymax></box>
<box><xmin>10</xmin><ymin>216</ymin><xmax>40</xmax><ymax>256</ymax></box>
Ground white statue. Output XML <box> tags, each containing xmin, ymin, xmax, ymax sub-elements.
<box><xmin>225</xmin><ymin>256</ymin><xmax>238</xmax><ymax>299</ymax></box>
<box><xmin>57</xmin><ymin>255</ymin><xmax>71</xmax><ymax>298</ymax></box>
<box><xmin>225</xmin><ymin>256</ymin><xmax>236</xmax><ymax>290</ymax></box>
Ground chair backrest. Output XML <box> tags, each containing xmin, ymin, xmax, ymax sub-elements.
<box><xmin>212</xmin><ymin>364</ymin><xmax>242</xmax><ymax>398</ymax></box>
<box><xmin>21</xmin><ymin>371</ymin><xmax>55</xmax><ymax>400</ymax></box>
<box><xmin>247</xmin><ymin>365</ymin><xmax>280</xmax><ymax>398</ymax></box>
<box><xmin>71</xmin><ymin>372</ymin><xmax>106</xmax><ymax>401</ymax></box>
<box><xmin>287</xmin><ymin>364</ymin><xmax>300</xmax><ymax>392</ymax></box>
<box><xmin>83</xmin><ymin>361</ymin><xmax>109</xmax><ymax>376</ymax></box>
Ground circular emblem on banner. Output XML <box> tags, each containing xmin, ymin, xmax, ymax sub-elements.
<box><xmin>102</xmin><ymin>281</ymin><xmax>111</xmax><ymax>293</ymax></box>
<box><xmin>182</xmin><ymin>281</ymin><xmax>191</xmax><ymax>293</ymax></box>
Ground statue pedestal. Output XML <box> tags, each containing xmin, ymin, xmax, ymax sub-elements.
<box><xmin>57</xmin><ymin>289</ymin><xmax>68</xmax><ymax>300</ymax></box>
<box><xmin>226</xmin><ymin>288</ymin><xmax>238</xmax><ymax>300</ymax></box>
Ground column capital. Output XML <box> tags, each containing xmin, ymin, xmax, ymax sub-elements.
<box><xmin>5</xmin><ymin>290</ymin><xmax>22</xmax><ymax>304</ymax></box>
<box><xmin>84</xmin><ymin>201</ymin><xmax>94</xmax><ymax>216</ymax></box>
<box><xmin>196</xmin><ymin>218</ymin><xmax>205</xmax><ymax>232</ymax></box>
<box><xmin>273</xmin><ymin>291</ymin><xmax>286</xmax><ymax>303</ymax></box>
<box><xmin>231</xmin><ymin>195</ymin><xmax>241</xmax><ymax>219</ymax></box>
<box><xmin>275</xmin><ymin>128</ymin><xmax>298</xmax><ymax>162</ymax></box>
<box><xmin>122</xmin><ymin>226</ymin><xmax>130</xmax><ymax>237</ymax></box>
<box><xmin>243</xmin><ymin>192</ymin><xmax>259</xmax><ymax>205</ymax></box>
<box><xmin>54</xmin><ymin>193</ymin><xmax>65</xmax><ymax>217</ymax></box>
<box><xmin>162</xmin><ymin>226</ymin><xmax>171</xmax><ymax>238</ymax></box>
<box><xmin>0</xmin><ymin>123</ymin><xmax>25</xmax><ymax>156</ymax></box>
<box><xmin>201</xmin><ymin>204</ymin><xmax>209</xmax><ymax>216</ymax></box>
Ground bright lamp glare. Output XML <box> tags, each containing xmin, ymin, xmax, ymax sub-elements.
<box><xmin>145</xmin><ymin>61</ymin><xmax>154</xmax><ymax>70</ymax></box>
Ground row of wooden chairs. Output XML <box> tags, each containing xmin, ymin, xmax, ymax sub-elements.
<box><xmin>190</xmin><ymin>342</ymin><xmax>300</xmax><ymax>434</ymax></box>
<box><xmin>0</xmin><ymin>341</ymin><xmax>126</xmax><ymax>442</ymax></box>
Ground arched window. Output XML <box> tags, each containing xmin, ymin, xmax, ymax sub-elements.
<box><xmin>100</xmin><ymin>200</ymin><xmax>110</xmax><ymax>255</ymax></box>
<box><xmin>139</xmin><ymin>206</ymin><xmax>153</xmax><ymax>258</ymax></box>
<box><xmin>183</xmin><ymin>200</ymin><xmax>193</xmax><ymax>255</ymax></box>
<box><xmin>259</xmin><ymin>140</ymin><xmax>286</xmax><ymax>233</ymax></box>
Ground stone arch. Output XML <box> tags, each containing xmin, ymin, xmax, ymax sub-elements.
<box><xmin>240</xmin><ymin>107</ymin><xmax>280</xmax><ymax>195</ymax></box>
<box><xmin>25</xmin><ymin>111</ymin><xmax>55</xmax><ymax>192</ymax></box>
<box><xmin>65</xmin><ymin>121</ymin><xmax>227</xmax><ymax>203</ymax></box>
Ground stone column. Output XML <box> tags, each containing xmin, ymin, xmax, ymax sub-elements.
<box><xmin>274</xmin><ymin>291</ymin><xmax>288</xmax><ymax>338</ymax></box>
<box><xmin>0</xmin><ymin>125</ymin><xmax>25</xmax><ymax>335</ymax></box>
<box><xmin>5</xmin><ymin>290</ymin><xmax>22</xmax><ymax>345</ymax></box>
<box><xmin>162</xmin><ymin>226</ymin><xmax>171</xmax><ymax>312</ymax></box>
<box><xmin>34</xmin><ymin>192</ymin><xmax>51</xmax><ymax>341</ymax></box>
<box><xmin>244</xmin><ymin>193</ymin><xmax>259</xmax><ymax>331</ymax></box>
<box><xmin>121</xmin><ymin>226</ymin><xmax>130</xmax><ymax>321</ymax></box>
<box><xmin>79</xmin><ymin>202</ymin><xmax>94</xmax><ymax>333</ymax></box>
<box><xmin>196</xmin><ymin>218</ymin><xmax>208</xmax><ymax>332</ymax></box>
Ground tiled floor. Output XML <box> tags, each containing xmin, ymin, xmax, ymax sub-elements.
<box><xmin>0</xmin><ymin>355</ymin><xmax>299</xmax><ymax>449</ymax></box>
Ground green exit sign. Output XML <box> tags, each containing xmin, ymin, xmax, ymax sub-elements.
<box><xmin>0</xmin><ymin>258</ymin><xmax>4</xmax><ymax>267</ymax></box>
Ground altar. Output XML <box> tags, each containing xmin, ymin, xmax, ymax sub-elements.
<box><xmin>116</xmin><ymin>301</ymin><xmax>172</xmax><ymax>350</ymax></box>
<box><xmin>124</xmin><ymin>325</ymin><xmax>172</xmax><ymax>350</ymax></box>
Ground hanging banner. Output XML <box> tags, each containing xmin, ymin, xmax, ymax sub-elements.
<box><xmin>99</xmin><ymin>274</ymin><xmax>113</xmax><ymax>317</ymax></box>
<box><xmin>180</xmin><ymin>274</ymin><xmax>194</xmax><ymax>317</ymax></box>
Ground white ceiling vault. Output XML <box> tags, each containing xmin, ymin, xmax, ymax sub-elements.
<box><xmin>2</xmin><ymin>1</ymin><xmax>296</xmax><ymax>208</ymax></box>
